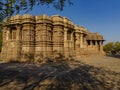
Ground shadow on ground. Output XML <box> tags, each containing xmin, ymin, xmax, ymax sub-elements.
<box><xmin>0</xmin><ymin>61</ymin><xmax>120</xmax><ymax>90</ymax></box>
<box><xmin>106</xmin><ymin>54</ymin><xmax>120</xmax><ymax>59</ymax></box>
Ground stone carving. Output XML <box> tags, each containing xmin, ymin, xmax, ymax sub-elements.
<box><xmin>1</xmin><ymin>14</ymin><xmax>104</xmax><ymax>62</ymax></box>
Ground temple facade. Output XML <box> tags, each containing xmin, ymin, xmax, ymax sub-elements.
<box><xmin>1</xmin><ymin>14</ymin><xmax>104</xmax><ymax>62</ymax></box>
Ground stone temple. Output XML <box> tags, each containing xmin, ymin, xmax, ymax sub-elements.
<box><xmin>1</xmin><ymin>14</ymin><xmax>104</xmax><ymax>62</ymax></box>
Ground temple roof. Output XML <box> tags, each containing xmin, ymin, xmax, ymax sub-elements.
<box><xmin>86</xmin><ymin>32</ymin><xmax>104</xmax><ymax>40</ymax></box>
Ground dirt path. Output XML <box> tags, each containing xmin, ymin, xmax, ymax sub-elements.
<box><xmin>0</xmin><ymin>56</ymin><xmax>120</xmax><ymax>90</ymax></box>
<box><xmin>78</xmin><ymin>55</ymin><xmax>120</xmax><ymax>73</ymax></box>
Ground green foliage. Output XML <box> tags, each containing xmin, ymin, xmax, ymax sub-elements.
<box><xmin>0</xmin><ymin>0</ymin><xmax>73</xmax><ymax>22</ymax></box>
<box><xmin>103</xmin><ymin>41</ymin><xmax>120</xmax><ymax>54</ymax></box>
<box><xmin>114</xmin><ymin>42</ymin><xmax>120</xmax><ymax>52</ymax></box>
<box><xmin>103</xmin><ymin>42</ymin><xmax>114</xmax><ymax>52</ymax></box>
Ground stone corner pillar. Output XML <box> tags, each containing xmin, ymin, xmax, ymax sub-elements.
<box><xmin>80</xmin><ymin>34</ymin><xmax>83</xmax><ymax>48</ymax></box>
<box><xmin>63</xmin><ymin>27</ymin><xmax>69</xmax><ymax>57</ymax></box>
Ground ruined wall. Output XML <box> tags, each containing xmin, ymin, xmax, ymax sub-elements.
<box><xmin>1</xmin><ymin>14</ymin><xmax>104</xmax><ymax>62</ymax></box>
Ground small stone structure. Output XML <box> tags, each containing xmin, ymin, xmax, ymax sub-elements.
<box><xmin>1</xmin><ymin>14</ymin><xmax>104</xmax><ymax>62</ymax></box>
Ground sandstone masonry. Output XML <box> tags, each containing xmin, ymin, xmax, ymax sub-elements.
<box><xmin>1</xmin><ymin>14</ymin><xmax>104</xmax><ymax>62</ymax></box>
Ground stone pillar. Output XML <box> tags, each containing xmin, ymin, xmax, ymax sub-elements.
<box><xmin>64</xmin><ymin>28</ymin><xmax>68</xmax><ymax>57</ymax></box>
<box><xmin>6</xmin><ymin>28</ymin><xmax>10</xmax><ymax>41</ymax></box>
<box><xmin>16</xmin><ymin>25</ymin><xmax>21</xmax><ymax>40</ymax></box>
<box><xmin>42</xmin><ymin>24</ymin><xmax>47</xmax><ymax>56</ymax></box>
<box><xmin>75</xmin><ymin>33</ymin><xmax>80</xmax><ymax>56</ymax></box>
<box><xmin>53</xmin><ymin>25</ymin><xmax>64</xmax><ymax>53</ymax></box>
<box><xmin>2</xmin><ymin>27</ymin><xmax>7</xmax><ymax>42</ymax></box>
<box><xmin>64</xmin><ymin>28</ymin><xmax>67</xmax><ymax>41</ymax></box>
<box><xmin>71</xmin><ymin>32</ymin><xmax>74</xmax><ymax>52</ymax></box>
<box><xmin>90</xmin><ymin>40</ymin><xmax>93</xmax><ymax>47</ymax></box>
<box><xmin>95</xmin><ymin>41</ymin><xmax>98</xmax><ymax>46</ymax></box>
<box><xmin>83</xmin><ymin>35</ymin><xmax>87</xmax><ymax>48</ymax></box>
<box><xmin>6</xmin><ymin>27</ymin><xmax>11</xmax><ymax>60</ymax></box>
<box><xmin>35</xmin><ymin>15</ymin><xmax>53</xmax><ymax>57</ymax></box>
<box><xmin>36</xmin><ymin>23</ymin><xmax>52</xmax><ymax>57</ymax></box>
<box><xmin>46</xmin><ymin>25</ymin><xmax>53</xmax><ymax>56</ymax></box>
<box><xmin>99</xmin><ymin>41</ymin><xmax>103</xmax><ymax>51</ymax></box>
<box><xmin>80</xmin><ymin>34</ymin><xmax>83</xmax><ymax>48</ymax></box>
<box><xmin>21</xmin><ymin>14</ymin><xmax>35</xmax><ymax>62</ymax></box>
<box><xmin>22</xmin><ymin>23</ymin><xmax>35</xmax><ymax>54</ymax></box>
<box><xmin>1</xmin><ymin>27</ymin><xmax>8</xmax><ymax>62</ymax></box>
<box><xmin>16</xmin><ymin>25</ymin><xmax>22</xmax><ymax>60</ymax></box>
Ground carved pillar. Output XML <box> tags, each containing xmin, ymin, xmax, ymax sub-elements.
<box><xmin>75</xmin><ymin>33</ymin><xmax>80</xmax><ymax>49</ymax></box>
<box><xmin>22</xmin><ymin>23</ymin><xmax>35</xmax><ymax>54</ymax></box>
<box><xmin>6</xmin><ymin>28</ymin><xmax>10</xmax><ymax>41</ymax></box>
<box><xmin>1</xmin><ymin>27</ymin><xmax>8</xmax><ymax>61</ymax></box>
<box><xmin>83</xmin><ymin>35</ymin><xmax>87</xmax><ymax>48</ymax></box>
<box><xmin>99</xmin><ymin>41</ymin><xmax>103</xmax><ymax>51</ymax></box>
<box><xmin>16</xmin><ymin>25</ymin><xmax>21</xmax><ymax>40</ymax></box>
<box><xmin>53</xmin><ymin>25</ymin><xmax>64</xmax><ymax>53</ymax></box>
<box><xmin>46</xmin><ymin>25</ymin><xmax>53</xmax><ymax>56</ymax></box>
<box><xmin>6</xmin><ymin>27</ymin><xmax>11</xmax><ymax>61</ymax></box>
<box><xmin>71</xmin><ymin>32</ymin><xmax>74</xmax><ymax>52</ymax></box>
<box><xmin>15</xmin><ymin>25</ymin><xmax>22</xmax><ymax>60</ymax></box>
<box><xmin>80</xmin><ymin>34</ymin><xmax>83</xmax><ymax>48</ymax></box>
<box><xmin>42</xmin><ymin>24</ymin><xmax>47</xmax><ymax>56</ymax></box>
<box><xmin>2</xmin><ymin>27</ymin><xmax>5</xmax><ymax>41</ymax></box>
<box><xmin>64</xmin><ymin>29</ymin><xmax>67</xmax><ymax>41</ymax></box>
<box><xmin>64</xmin><ymin>28</ymin><xmax>68</xmax><ymax>56</ymax></box>
<box><xmin>99</xmin><ymin>41</ymin><xmax>102</xmax><ymax>46</ymax></box>
<box><xmin>90</xmin><ymin>40</ymin><xmax>93</xmax><ymax>46</ymax></box>
<box><xmin>35</xmin><ymin>24</ymin><xmax>43</xmax><ymax>55</ymax></box>
<box><xmin>35</xmin><ymin>15</ymin><xmax>53</xmax><ymax>57</ymax></box>
<box><xmin>74</xmin><ymin>33</ymin><xmax>80</xmax><ymax>56</ymax></box>
<box><xmin>95</xmin><ymin>41</ymin><xmax>98</xmax><ymax>46</ymax></box>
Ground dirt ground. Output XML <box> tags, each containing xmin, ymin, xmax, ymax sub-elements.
<box><xmin>0</xmin><ymin>55</ymin><xmax>120</xmax><ymax>90</ymax></box>
<box><xmin>78</xmin><ymin>55</ymin><xmax>120</xmax><ymax>73</ymax></box>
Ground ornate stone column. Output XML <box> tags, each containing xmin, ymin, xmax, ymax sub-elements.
<box><xmin>95</xmin><ymin>41</ymin><xmax>98</xmax><ymax>46</ymax></box>
<box><xmin>52</xmin><ymin>15</ymin><xmax>64</xmax><ymax>54</ymax></box>
<box><xmin>90</xmin><ymin>40</ymin><xmax>93</xmax><ymax>47</ymax></box>
<box><xmin>46</xmin><ymin>24</ymin><xmax>53</xmax><ymax>56</ymax></box>
<box><xmin>74</xmin><ymin>32</ymin><xmax>80</xmax><ymax>56</ymax></box>
<box><xmin>35</xmin><ymin>23</ymin><xmax>43</xmax><ymax>55</ymax></box>
<box><xmin>6</xmin><ymin>28</ymin><xmax>10</xmax><ymax>41</ymax></box>
<box><xmin>35</xmin><ymin>15</ymin><xmax>53</xmax><ymax>57</ymax></box>
<box><xmin>99</xmin><ymin>41</ymin><xmax>103</xmax><ymax>51</ymax></box>
<box><xmin>15</xmin><ymin>25</ymin><xmax>22</xmax><ymax>60</ymax></box>
<box><xmin>21</xmin><ymin>14</ymin><xmax>35</xmax><ymax>60</ymax></box>
<box><xmin>80</xmin><ymin>34</ymin><xmax>83</xmax><ymax>48</ymax></box>
<box><xmin>42</xmin><ymin>23</ymin><xmax>48</xmax><ymax>56</ymax></box>
<box><xmin>64</xmin><ymin>27</ymin><xmax>68</xmax><ymax>57</ymax></box>
<box><xmin>16</xmin><ymin>25</ymin><xmax>21</xmax><ymax>40</ymax></box>
<box><xmin>83</xmin><ymin>35</ymin><xmax>87</xmax><ymax>48</ymax></box>
<box><xmin>52</xmin><ymin>25</ymin><xmax>64</xmax><ymax>53</ymax></box>
<box><xmin>64</xmin><ymin>28</ymin><xmax>67</xmax><ymax>41</ymax></box>
<box><xmin>1</xmin><ymin>27</ymin><xmax>8</xmax><ymax>61</ymax></box>
<box><xmin>22</xmin><ymin>23</ymin><xmax>35</xmax><ymax>54</ymax></box>
<box><xmin>71</xmin><ymin>31</ymin><xmax>74</xmax><ymax>53</ymax></box>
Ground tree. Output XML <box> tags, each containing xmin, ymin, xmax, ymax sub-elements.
<box><xmin>114</xmin><ymin>41</ymin><xmax>120</xmax><ymax>53</ymax></box>
<box><xmin>104</xmin><ymin>41</ymin><xmax>120</xmax><ymax>55</ymax></box>
<box><xmin>0</xmin><ymin>0</ymin><xmax>73</xmax><ymax>22</ymax></box>
<box><xmin>103</xmin><ymin>42</ymin><xmax>114</xmax><ymax>53</ymax></box>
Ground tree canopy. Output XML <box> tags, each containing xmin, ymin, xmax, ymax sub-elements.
<box><xmin>103</xmin><ymin>42</ymin><xmax>120</xmax><ymax>55</ymax></box>
<box><xmin>0</xmin><ymin>0</ymin><xmax>73</xmax><ymax>22</ymax></box>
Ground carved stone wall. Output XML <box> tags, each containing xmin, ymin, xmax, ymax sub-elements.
<box><xmin>1</xmin><ymin>14</ymin><xmax>105</xmax><ymax>62</ymax></box>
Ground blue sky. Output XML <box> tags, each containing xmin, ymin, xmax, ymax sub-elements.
<box><xmin>26</xmin><ymin>0</ymin><xmax>120</xmax><ymax>44</ymax></box>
